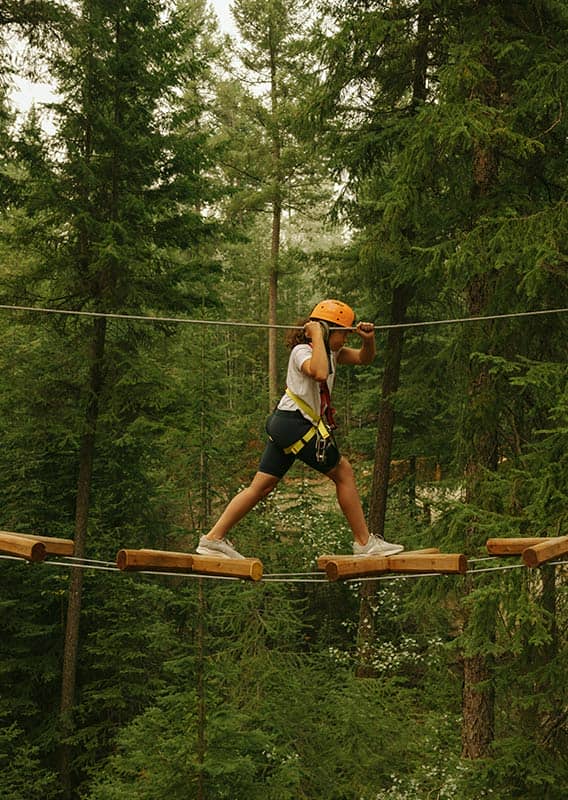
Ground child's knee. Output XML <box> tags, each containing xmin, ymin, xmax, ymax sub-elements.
<box><xmin>341</xmin><ymin>459</ymin><xmax>359</xmax><ymax>488</ymax></box>
<box><xmin>328</xmin><ymin>456</ymin><xmax>354</xmax><ymax>484</ymax></box>
<box><xmin>258</xmin><ymin>483</ymin><xmax>274</xmax><ymax>500</ymax></box>
<box><xmin>250</xmin><ymin>475</ymin><xmax>278</xmax><ymax>501</ymax></box>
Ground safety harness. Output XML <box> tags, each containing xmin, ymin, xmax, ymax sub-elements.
<box><xmin>282</xmin><ymin>386</ymin><xmax>337</xmax><ymax>462</ymax></box>
<box><xmin>281</xmin><ymin>332</ymin><xmax>338</xmax><ymax>461</ymax></box>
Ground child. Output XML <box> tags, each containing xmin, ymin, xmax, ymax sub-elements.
<box><xmin>197</xmin><ymin>299</ymin><xmax>404</xmax><ymax>559</ymax></box>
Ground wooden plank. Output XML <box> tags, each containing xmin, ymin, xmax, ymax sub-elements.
<box><xmin>383</xmin><ymin>547</ymin><xmax>441</xmax><ymax>559</ymax></box>
<box><xmin>0</xmin><ymin>531</ymin><xmax>74</xmax><ymax>557</ymax></box>
<box><xmin>0</xmin><ymin>532</ymin><xmax>46</xmax><ymax>562</ymax></box>
<box><xmin>191</xmin><ymin>554</ymin><xmax>263</xmax><ymax>582</ymax></box>
<box><xmin>486</xmin><ymin>537</ymin><xmax>552</xmax><ymax>555</ymax></box>
<box><xmin>522</xmin><ymin>536</ymin><xmax>568</xmax><ymax>568</ymax></box>
<box><xmin>116</xmin><ymin>548</ymin><xmax>263</xmax><ymax>581</ymax></box>
<box><xmin>116</xmin><ymin>548</ymin><xmax>194</xmax><ymax>572</ymax></box>
<box><xmin>317</xmin><ymin>548</ymin><xmax>440</xmax><ymax>571</ymax></box>
<box><xmin>325</xmin><ymin>556</ymin><xmax>390</xmax><ymax>581</ymax></box>
<box><xmin>386</xmin><ymin>553</ymin><xmax>467</xmax><ymax>574</ymax></box>
<box><xmin>9</xmin><ymin>533</ymin><xmax>75</xmax><ymax>557</ymax></box>
<box><xmin>324</xmin><ymin>552</ymin><xmax>466</xmax><ymax>582</ymax></box>
<box><xmin>317</xmin><ymin>554</ymin><xmax>361</xmax><ymax>569</ymax></box>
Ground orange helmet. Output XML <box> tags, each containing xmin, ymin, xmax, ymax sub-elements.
<box><xmin>310</xmin><ymin>299</ymin><xmax>355</xmax><ymax>328</ymax></box>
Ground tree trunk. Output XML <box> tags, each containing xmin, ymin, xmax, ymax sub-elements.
<box><xmin>458</xmin><ymin>0</ymin><xmax>502</xmax><ymax>744</ymax></box>
<box><xmin>356</xmin><ymin>284</ymin><xmax>411</xmax><ymax>678</ymax></box>
<box><xmin>539</xmin><ymin>565</ymin><xmax>558</xmax><ymax>662</ymax></box>
<box><xmin>268</xmin><ymin>193</ymin><xmax>281</xmax><ymax>407</ymax></box>
<box><xmin>531</xmin><ymin>565</ymin><xmax>560</xmax><ymax>748</ymax></box>
<box><xmin>460</xmin><ymin>270</ymin><xmax>499</xmax><ymax>760</ymax></box>
<box><xmin>367</xmin><ymin>284</ymin><xmax>412</xmax><ymax>538</ymax></box>
<box><xmin>196</xmin><ymin>579</ymin><xmax>206</xmax><ymax>800</ymax></box>
<box><xmin>356</xmin><ymin>5</ymin><xmax>430</xmax><ymax>677</ymax></box>
<box><xmin>461</xmin><ymin>654</ymin><xmax>495</xmax><ymax>758</ymax></box>
<box><xmin>366</xmin><ymin>0</ymin><xmax>430</xmax><ymax>541</ymax></box>
<box><xmin>461</xmin><ymin>131</ymin><xmax>499</xmax><ymax>759</ymax></box>
<box><xmin>59</xmin><ymin>316</ymin><xmax>106</xmax><ymax>798</ymax></box>
<box><xmin>267</xmin><ymin>30</ymin><xmax>282</xmax><ymax>408</ymax></box>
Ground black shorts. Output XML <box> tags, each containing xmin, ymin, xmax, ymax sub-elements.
<box><xmin>258</xmin><ymin>409</ymin><xmax>340</xmax><ymax>478</ymax></box>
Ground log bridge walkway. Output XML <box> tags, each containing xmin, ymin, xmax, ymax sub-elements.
<box><xmin>1</xmin><ymin>530</ymin><xmax>567</xmax><ymax>583</ymax></box>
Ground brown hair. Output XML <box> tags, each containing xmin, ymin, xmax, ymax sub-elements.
<box><xmin>286</xmin><ymin>317</ymin><xmax>310</xmax><ymax>349</ymax></box>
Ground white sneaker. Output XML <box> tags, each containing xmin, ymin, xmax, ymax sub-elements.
<box><xmin>353</xmin><ymin>534</ymin><xmax>404</xmax><ymax>557</ymax></box>
<box><xmin>196</xmin><ymin>535</ymin><xmax>245</xmax><ymax>559</ymax></box>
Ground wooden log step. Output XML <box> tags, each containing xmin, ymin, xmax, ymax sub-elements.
<box><xmin>0</xmin><ymin>531</ymin><xmax>46</xmax><ymax>562</ymax></box>
<box><xmin>522</xmin><ymin>536</ymin><xmax>568</xmax><ymax>568</ymax></box>
<box><xmin>486</xmin><ymin>537</ymin><xmax>553</xmax><ymax>555</ymax></box>
<box><xmin>317</xmin><ymin>548</ymin><xmax>440</xmax><ymax>571</ymax></box>
<box><xmin>9</xmin><ymin>532</ymin><xmax>74</xmax><ymax>557</ymax></box>
<box><xmin>387</xmin><ymin>552</ymin><xmax>466</xmax><ymax>574</ymax></box>
<box><xmin>324</xmin><ymin>556</ymin><xmax>389</xmax><ymax>581</ymax></box>
<box><xmin>116</xmin><ymin>548</ymin><xmax>263</xmax><ymax>582</ymax></box>
<box><xmin>322</xmin><ymin>551</ymin><xmax>466</xmax><ymax>582</ymax></box>
<box><xmin>117</xmin><ymin>548</ymin><xmax>194</xmax><ymax>572</ymax></box>
<box><xmin>191</xmin><ymin>554</ymin><xmax>263</xmax><ymax>582</ymax></box>
<box><xmin>0</xmin><ymin>531</ymin><xmax>74</xmax><ymax>559</ymax></box>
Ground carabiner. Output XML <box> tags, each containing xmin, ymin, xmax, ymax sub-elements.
<box><xmin>315</xmin><ymin>431</ymin><xmax>327</xmax><ymax>463</ymax></box>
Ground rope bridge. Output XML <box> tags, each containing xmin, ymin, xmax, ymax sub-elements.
<box><xmin>1</xmin><ymin>530</ymin><xmax>566</xmax><ymax>584</ymax></box>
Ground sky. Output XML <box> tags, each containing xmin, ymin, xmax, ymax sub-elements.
<box><xmin>210</xmin><ymin>0</ymin><xmax>238</xmax><ymax>37</ymax></box>
<box><xmin>10</xmin><ymin>1</ymin><xmax>238</xmax><ymax>121</ymax></box>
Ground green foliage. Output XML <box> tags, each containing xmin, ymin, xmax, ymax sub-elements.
<box><xmin>0</xmin><ymin>722</ymin><xmax>59</xmax><ymax>800</ymax></box>
<box><xmin>0</xmin><ymin>560</ymin><xmax>66</xmax><ymax>800</ymax></box>
<box><xmin>88</xmin><ymin>575</ymin><xmax>428</xmax><ymax>800</ymax></box>
<box><xmin>0</xmin><ymin>1</ymin><xmax>566</xmax><ymax>799</ymax></box>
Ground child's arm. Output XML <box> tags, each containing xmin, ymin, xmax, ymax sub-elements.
<box><xmin>337</xmin><ymin>322</ymin><xmax>376</xmax><ymax>366</ymax></box>
<box><xmin>301</xmin><ymin>321</ymin><xmax>330</xmax><ymax>381</ymax></box>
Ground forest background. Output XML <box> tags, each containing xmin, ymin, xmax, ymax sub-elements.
<box><xmin>0</xmin><ymin>1</ymin><xmax>567</xmax><ymax>799</ymax></box>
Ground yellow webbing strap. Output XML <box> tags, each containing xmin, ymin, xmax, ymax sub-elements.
<box><xmin>283</xmin><ymin>388</ymin><xmax>330</xmax><ymax>455</ymax></box>
<box><xmin>283</xmin><ymin>424</ymin><xmax>318</xmax><ymax>455</ymax></box>
<box><xmin>285</xmin><ymin>387</ymin><xmax>319</xmax><ymax>422</ymax></box>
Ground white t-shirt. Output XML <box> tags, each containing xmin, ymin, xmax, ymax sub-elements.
<box><xmin>277</xmin><ymin>344</ymin><xmax>337</xmax><ymax>421</ymax></box>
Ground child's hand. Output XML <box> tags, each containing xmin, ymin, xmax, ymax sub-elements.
<box><xmin>355</xmin><ymin>321</ymin><xmax>375</xmax><ymax>340</ymax></box>
<box><xmin>304</xmin><ymin>320</ymin><xmax>327</xmax><ymax>341</ymax></box>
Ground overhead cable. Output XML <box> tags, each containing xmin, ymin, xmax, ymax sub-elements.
<box><xmin>0</xmin><ymin>303</ymin><xmax>566</xmax><ymax>332</ymax></box>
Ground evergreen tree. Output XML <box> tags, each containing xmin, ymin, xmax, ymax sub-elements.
<box><xmin>221</xmin><ymin>0</ymin><xmax>329</xmax><ymax>405</ymax></box>
<box><xmin>313</xmin><ymin>0</ymin><xmax>567</xmax><ymax>790</ymax></box>
<box><xmin>1</xmin><ymin>1</ymin><xmax>566</xmax><ymax>797</ymax></box>
<box><xmin>1</xmin><ymin>0</ymin><xmax>221</xmax><ymax>794</ymax></box>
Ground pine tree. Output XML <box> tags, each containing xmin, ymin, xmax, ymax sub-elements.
<box><xmin>222</xmin><ymin>0</ymin><xmax>329</xmax><ymax>405</ymax></box>
<box><xmin>312</xmin><ymin>0</ymin><xmax>567</xmax><ymax>789</ymax></box>
<box><xmin>1</xmin><ymin>0</ymin><xmax>221</xmax><ymax>794</ymax></box>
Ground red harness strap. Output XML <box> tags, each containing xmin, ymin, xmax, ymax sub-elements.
<box><xmin>307</xmin><ymin>340</ymin><xmax>338</xmax><ymax>430</ymax></box>
<box><xmin>319</xmin><ymin>381</ymin><xmax>337</xmax><ymax>430</ymax></box>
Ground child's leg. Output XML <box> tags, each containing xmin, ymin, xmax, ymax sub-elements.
<box><xmin>204</xmin><ymin>471</ymin><xmax>280</xmax><ymax>540</ymax></box>
<box><xmin>326</xmin><ymin>457</ymin><xmax>370</xmax><ymax>545</ymax></box>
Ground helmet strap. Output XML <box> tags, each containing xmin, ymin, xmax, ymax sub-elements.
<box><xmin>318</xmin><ymin>320</ymin><xmax>330</xmax><ymax>345</ymax></box>
<box><xmin>317</xmin><ymin>321</ymin><xmax>334</xmax><ymax>374</ymax></box>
